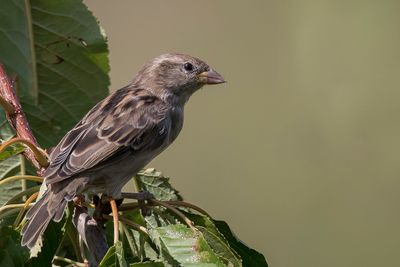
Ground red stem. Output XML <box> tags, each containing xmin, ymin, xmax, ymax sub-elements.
<box><xmin>0</xmin><ymin>63</ymin><xmax>43</xmax><ymax>171</ymax></box>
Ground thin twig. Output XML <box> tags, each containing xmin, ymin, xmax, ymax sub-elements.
<box><xmin>150</xmin><ymin>199</ymin><xmax>196</xmax><ymax>231</ymax></box>
<box><xmin>118</xmin><ymin>200</ymin><xmax>210</xmax><ymax>217</ymax></box>
<box><xmin>53</xmin><ymin>256</ymin><xmax>86</xmax><ymax>267</ymax></box>
<box><xmin>119</xmin><ymin>216</ymin><xmax>148</xmax><ymax>234</ymax></box>
<box><xmin>103</xmin><ymin>214</ymin><xmax>148</xmax><ymax>234</ymax></box>
<box><xmin>0</xmin><ymin>175</ymin><xmax>43</xmax><ymax>186</ymax></box>
<box><xmin>165</xmin><ymin>201</ymin><xmax>210</xmax><ymax>217</ymax></box>
<box><xmin>5</xmin><ymin>185</ymin><xmax>41</xmax><ymax>205</ymax></box>
<box><xmin>13</xmin><ymin>191</ymin><xmax>38</xmax><ymax>228</ymax></box>
<box><xmin>109</xmin><ymin>198</ymin><xmax>119</xmax><ymax>244</ymax></box>
<box><xmin>0</xmin><ymin>203</ymin><xmax>33</xmax><ymax>216</ymax></box>
<box><xmin>0</xmin><ymin>137</ymin><xmax>48</xmax><ymax>167</ymax></box>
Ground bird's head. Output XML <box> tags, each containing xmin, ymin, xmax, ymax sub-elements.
<box><xmin>132</xmin><ymin>53</ymin><xmax>225</xmax><ymax>104</ymax></box>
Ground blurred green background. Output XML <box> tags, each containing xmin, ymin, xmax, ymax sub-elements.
<box><xmin>84</xmin><ymin>1</ymin><xmax>400</xmax><ymax>266</ymax></box>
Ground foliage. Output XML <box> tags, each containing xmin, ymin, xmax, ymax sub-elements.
<box><xmin>0</xmin><ymin>0</ymin><xmax>268</xmax><ymax>266</ymax></box>
<box><xmin>0</xmin><ymin>0</ymin><xmax>110</xmax><ymax>148</ymax></box>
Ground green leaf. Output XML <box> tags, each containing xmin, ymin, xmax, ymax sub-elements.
<box><xmin>149</xmin><ymin>224</ymin><xmax>225</xmax><ymax>267</ymax></box>
<box><xmin>130</xmin><ymin>262</ymin><xmax>166</xmax><ymax>267</ymax></box>
<box><xmin>144</xmin><ymin>208</ymin><xmax>179</xmax><ymax>230</ymax></box>
<box><xmin>0</xmin><ymin>141</ymin><xmax>25</xmax><ymax>161</ymax></box>
<box><xmin>182</xmin><ymin>212</ymin><xmax>242</xmax><ymax>267</ymax></box>
<box><xmin>183</xmin><ymin>212</ymin><xmax>268</xmax><ymax>267</ymax></box>
<box><xmin>0</xmin><ymin>156</ymin><xmax>21</xmax><ymax>206</ymax></box>
<box><xmin>0</xmin><ymin>225</ymin><xmax>30</xmax><ymax>267</ymax></box>
<box><xmin>135</xmin><ymin>168</ymin><xmax>182</xmax><ymax>201</ymax></box>
<box><xmin>99</xmin><ymin>241</ymin><xmax>128</xmax><ymax>267</ymax></box>
<box><xmin>0</xmin><ymin>2</ymin><xmax>110</xmax><ymax>258</ymax></box>
<box><xmin>115</xmin><ymin>241</ymin><xmax>129</xmax><ymax>267</ymax></box>
<box><xmin>0</xmin><ymin>155</ymin><xmax>21</xmax><ymax>179</ymax></box>
<box><xmin>0</xmin><ymin>117</ymin><xmax>23</xmax><ymax>206</ymax></box>
<box><xmin>119</xmin><ymin>210</ymin><xmax>158</xmax><ymax>263</ymax></box>
<box><xmin>201</xmin><ymin>224</ymin><xmax>241</xmax><ymax>266</ymax></box>
<box><xmin>0</xmin><ymin>0</ymin><xmax>110</xmax><ymax>149</ymax></box>
<box><xmin>99</xmin><ymin>244</ymin><xmax>117</xmax><ymax>267</ymax></box>
<box><xmin>198</xmin><ymin>226</ymin><xmax>242</xmax><ymax>267</ymax></box>
<box><xmin>214</xmin><ymin>220</ymin><xmax>268</xmax><ymax>267</ymax></box>
<box><xmin>5</xmin><ymin>185</ymin><xmax>41</xmax><ymax>206</ymax></box>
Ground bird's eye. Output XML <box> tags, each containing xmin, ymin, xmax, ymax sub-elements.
<box><xmin>183</xmin><ymin>62</ymin><xmax>194</xmax><ymax>72</ymax></box>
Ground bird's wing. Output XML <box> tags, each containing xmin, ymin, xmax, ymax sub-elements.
<box><xmin>44</xmin><ymin>87</ymin><xmax>171</xmax><ymax>185</ymax></box>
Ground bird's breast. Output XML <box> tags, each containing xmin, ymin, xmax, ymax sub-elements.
<box><xmin>168</xmin><ymin>106</ymin><xmax>184</xmax><ymax>143</ymax></box>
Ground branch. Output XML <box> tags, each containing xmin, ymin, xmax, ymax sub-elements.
<box><xmin>0</xmin><ymin>63</ymin><xmax>46</xmax><ymax>171</ymax></box>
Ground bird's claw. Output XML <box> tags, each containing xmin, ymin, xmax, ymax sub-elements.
<box><xmin>120</xmin><ymin>191</ymin><xmax>154</xmax><ymax>201</ymax></box>
<box><xmin>73</xmin><ymin>195</ymin><xmax>86</xmax><ymax>207</ymax></box>
<box><xmin>120</xmin><ymin>191</ymin><xmax>154</xmax><ymax>216</ymax></box>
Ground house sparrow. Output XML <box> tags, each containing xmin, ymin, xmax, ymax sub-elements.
<box><xmin>21</xmin><ymin>53</ymin><xmax>225</xmax><ymax>248</ymax></box>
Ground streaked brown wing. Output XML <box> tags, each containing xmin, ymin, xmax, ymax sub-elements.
<box><xmin>44</xmin><ymin>88</ymin><xmax>171</xmax><ymax>185</ymax></box>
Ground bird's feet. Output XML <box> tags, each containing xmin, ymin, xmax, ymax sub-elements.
<box><xmin>92</xmin><ymin>195</ymin><xmax>123</xmax><ymax>223</ymax></box>
<box><xmin>120</xmin><ymin>191</ymin><xmax>154</xmax><ymax>201</ymax></box>
<box><xmin>73</xmin><ymin>194</ymin><xmax>86</xmax><ymax>207</ymax></box>
<box><xmin>121</xmin><ymin>191</ymin><xmax>154</xmax><ymax>216</ymax></box>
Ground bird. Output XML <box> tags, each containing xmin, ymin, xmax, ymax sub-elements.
<box><xmin>21</xmin><ymin>53</ymin><xmax>225</xmax><ymax>249</ymax></box>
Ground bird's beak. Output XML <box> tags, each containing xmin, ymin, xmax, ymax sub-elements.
<box><xmin>198</xmin><ymin>69</ymin><xmax>226</xmax><ymax>85</ymax></box>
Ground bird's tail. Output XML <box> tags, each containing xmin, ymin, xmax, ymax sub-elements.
<box><xmin>21</xmin><ymin>190</ymin><xmax>67</xmax><ymax>249</ymax></box>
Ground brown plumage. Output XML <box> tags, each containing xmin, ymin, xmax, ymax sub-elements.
<box><xmin>21</xmin><ymin>53</ymin><xmax>225</xmax><ymax>249</ymax></box>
